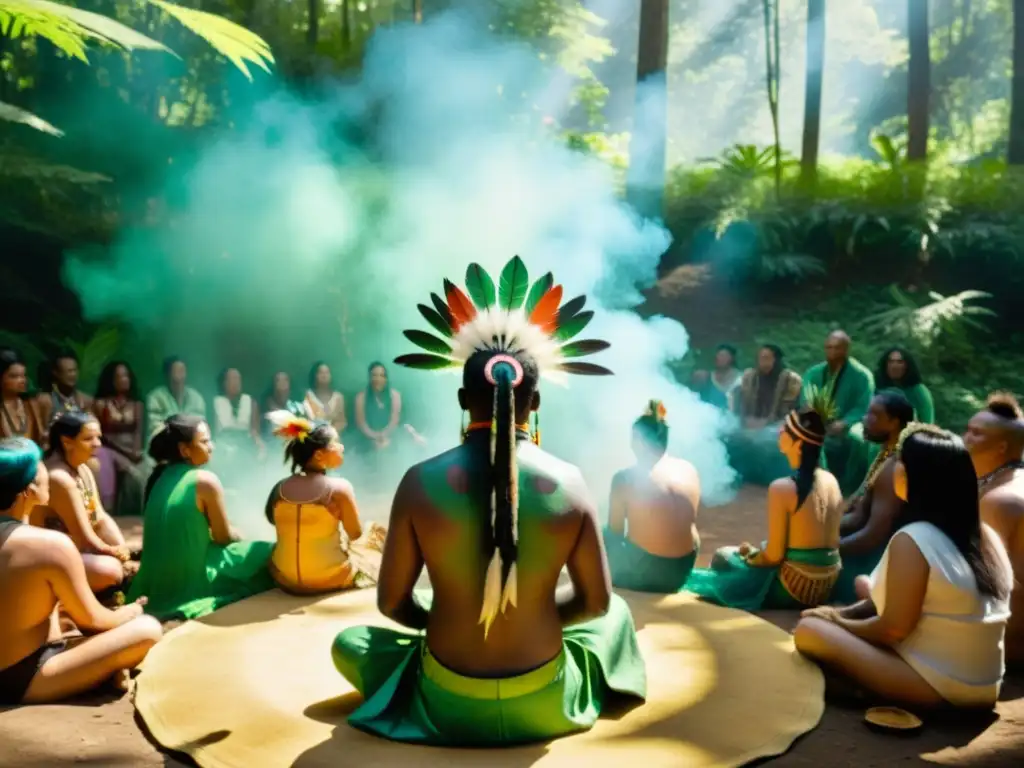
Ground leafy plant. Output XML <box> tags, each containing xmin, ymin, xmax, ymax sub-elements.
<box><xmin>0</xmin><ymin>0</ymin><xmax>275</xmax><ymax>134</ymax></box>
<box><xmin>860</xmin><ymin>285</ymin><xmax>995</xmax><ymax>349</ymax></box>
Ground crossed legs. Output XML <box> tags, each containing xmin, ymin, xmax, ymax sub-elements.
<box><xmin>793</xmin><ymin>617</ymin><xmax>945</xmax><ymax>709</ymax></box>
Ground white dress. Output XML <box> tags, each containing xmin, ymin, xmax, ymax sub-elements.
<box><xmin>870</xmin><ymin>521</ymin><xmax>1010</xmax><ymax>706</ymax></box>
<box><xmin>213</xmin><ymin>395</ymin><xmax>253</xmax><ymax>436</ymax></box>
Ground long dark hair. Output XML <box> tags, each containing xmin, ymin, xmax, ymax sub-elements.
<box><xmin>875</xmin><ymin>346</ymin><xmax>922</xmax><ymax>389</ymax></box>
<box><xmin>783</xmin><ymin>408</ymin><xmax>826</xmax><ymax>508</ymax></box>
<box><xmin>365</xmin><ymin>361</ymin><xmax>392</xmax><ymax>416</ymax></box>
<box><xmin>0</xmin><ymin>349</ymin><xmax>27</xmax><ymax>398</ymax></box>
<box><xmin>308</xmin><ymin>361</ymin><xmax>331</xmax><ymax>391</ymax></box>
<box><xmin>899</xmin><ymin>429</ymin><xmax>1011</xmax><ymax>600</ymax></box>
<box><xmin>94</xmin><ymin>360</ymin><xmax>139</xmax><ymax>400</ymax></box>
<box><xmin>462</xmin><ymin>349</ymin><xmax>540</xmax><ymax>623</ymax></box>
<box><xmin>47</xmin><ymin>410</ymin><xmax>97</xmax><ymax>461</ymax></box>
<box><xmin>264</xmin><ymin>371</ymin><xmax>292</xmax><ymax>407</ymax></box>
<box><xmin>144</xmin><ymin>414</ymin><xmax>205</xmax><ymax>503</ymax></box>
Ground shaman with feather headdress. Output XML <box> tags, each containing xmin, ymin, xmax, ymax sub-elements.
<box><xmin>394</xmin><ymin>255</ymin><xmax>612</xmax><ymax>638</ymax></box>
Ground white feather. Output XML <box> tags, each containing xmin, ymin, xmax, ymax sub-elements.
<box><xmin>450</xmin><ymin>308</ymin><xmax>566</xmax><ymax>375</ymax></box>
<box><xmin>500</xmin><ymin>562</ymin><xmax>518</xmax><ymax>612</ymax></box>
<box><xmin>265</xmin><ymin>410</ymin><xmax>300</xmax><ymax>429</ymax></box>
<box><xmin>478</xmin><ymin>549</ymin><xmax>503</xmax><ymax>639</ymax></box>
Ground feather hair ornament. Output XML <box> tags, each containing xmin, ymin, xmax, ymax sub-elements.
<box><xmin>394</xmin><ymin>257</ymin><xmax>614</xmax><ymax>640</ymax></box>
<box><xmin>265</xmin><ymin>410</ymin><xmax>314</xmax><ymax>443</ymax></box>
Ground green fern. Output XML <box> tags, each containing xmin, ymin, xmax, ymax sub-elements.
<box><xmin>804</xmin><ymin>381</ymin><xmax>839</xmax><ymax>425</ymax></box>
<box><xmin>0</xmin><ymin>0</ymin><xmax>274</xmax><ymax>134</ymax></box>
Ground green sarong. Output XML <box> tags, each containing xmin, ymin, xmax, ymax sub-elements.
<box><xmin>831</xmin><ymin>545</ymin><xmax>885</xmax><ymax>604</ymax></box>
<box><xmin>686</xmin><ymin>546</ymin><xmax>841</xmax><ymax>611</ymax></box>
<box><xmin>604</xmin><ymin>529</ymin><xmax>697</xmax><ymax>593</ymax></box>
<box><xmin>331</xmin><ymin>591</ymin><xmax>647</xmax><ymax>746</ymax></box>
<box><xmin>800</xmin><ymin>359</ymin><xmax>874</xmax><ymax>497</ymax></box>
<box><xmin>127</xmin><ymin>464</ymin><xmax>274</xmax><ymax>620</ymax></box>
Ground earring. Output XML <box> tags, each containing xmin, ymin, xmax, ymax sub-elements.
<box><xmin>531</xmin><ymin>412</ymin><xmax>541</xmax><ymax>446</ymax></box>
<box><xmin>460</xmin><ymin>410</ymin><xmax>468</xmax><ymax>443</ymax></box>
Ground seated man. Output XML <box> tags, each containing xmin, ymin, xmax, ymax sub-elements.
<box><xmin>728</xmin><ymin>343</ymin><xmax>803</xmax><ymax>486</ymax></box>
<box><xmin>800</xmin><ymin>330</ymin><xmax>874</xmax><ymax>496</ymax></box>
<box><xmin>0</xmin><ymin>438</ymin><xmax>162</xmax><ymax>706</ymax></box>
<box><xmin>964</xmin><ymin>392</ymin><xmax>1024</xmax><ymax>668</ymax></box>
<box><xmin>331</xmin><ymin>257</ymin><xmax>646</xmax><ymax>746</ymax></box>
<box><xmin>605</xmin><ymin>400</ymin><xmax>700</xmax><ymax>592</ymax></box>
<box><xmin>832</xmin><ymin>391</ymin><xmax>913</xmax><ymax>604</ymax></box>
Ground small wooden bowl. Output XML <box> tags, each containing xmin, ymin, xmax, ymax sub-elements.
<box><xmin>864</xmin><ymin>706</ymin><xmax>923</xmax><ymax>735</ymax></box>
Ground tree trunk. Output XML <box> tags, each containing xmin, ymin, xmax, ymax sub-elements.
<box><xmin>800</xmin><ymin>0</ymin><xmax>826</xmax><ymax>185</ymax></box>
<box><xmin>341</xmin><ymin>0</ymin><xmax>352</xmax><ymax>50</ymax></box>
<box><xmin>625</xmin><ymin>0</ymin><xmax>670</xmax><ymax>221</ymax></box>
<box><xmin>413</xmin><ymin>0</ymin><xmax>423</xmax><ymax>24</ymax></box>
<box><xmin>1009</xmin><ymin>0</ymin><xmax>1024</xmax><ymax>164</ymax></box>
<box><xmin>907</xmin><ymin>0</ymin><xmax>930</xmax><ymax>162</ymax></box>
<box><xmin>307</xmin><ymin>0</ymin><xmax>320</xmax><ymax>51</ymax></box>
<box><xmin>762</xmin><ymin>0</ymin><xmax>782</xmax><ymax>198</ymax></box>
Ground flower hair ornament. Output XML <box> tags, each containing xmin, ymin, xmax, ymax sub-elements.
<box><xmin>394</xmin><ymin>255</ymin><xmax>613</xmax><ymax>639</ymax></box>
<box><xmin>644</xmin><ymin>399</ymin><xmax>667</xmax><ymax>422</ymax></box>
<box><xmin>265</xmin><ymin>410</ymin><xmax>314</xmax><ymax>443</ymax></box>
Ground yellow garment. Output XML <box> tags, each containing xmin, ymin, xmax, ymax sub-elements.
<box><xmin>135</xmin><ymin>588</ymin><xmax>825</xmax><ymax>768</ymax></box>
<box><xmin>269</xmin><ymin>493</ymin><xmax>354</xmax><ymax>594</ymax></box>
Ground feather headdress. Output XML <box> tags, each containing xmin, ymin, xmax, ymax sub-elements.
<box><xmin>394</xmin><ymin>255</ymin><xmax>613</xmax><ymax>384</ymax></box>
<box><xmin>266</xmin><ymin>410</ymin><xmax>314</xmax><ymax>442</ymax></box>
<box><xmin>394</xmin><ymin>256</ymin><xmax>613</xmax><ymax>640</ymax></box>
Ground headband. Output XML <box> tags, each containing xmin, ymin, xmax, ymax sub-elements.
<box><xmin>393</xmin><ymin>256</ymin><xmax>613</xmax><ymax>385</ymax></box>
<box><xmin>785</xmin><ymin>411</ymin><xmax>824</xmax><ymax>446</ymax></box>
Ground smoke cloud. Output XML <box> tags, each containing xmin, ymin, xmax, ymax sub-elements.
<box><xmin>64</xmin><ymin>8</ymin><xmax>736</xmax><ymax>533</ymax></box>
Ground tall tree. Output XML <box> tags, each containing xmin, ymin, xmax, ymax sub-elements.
<box><xmin>1010</xmin><ymin>0</ymin><xmax>1024</xmax><ymax>164</ymax></box>
<box><xmin>761</xmin><ymin>0</ymin><xmax>782</xmax><ymax>197</ymax></box>
<box><xmin>800</xmin><ymin>0</ymin><xmax>826</xmax><ymax>185</ymax></box>
<box><xmin>308</xmin><ymin>0</ymin><xmax>320</xmax><ymax>50</ymax></box>
<box><xmin>625</xmin><ymin>0</ymin><xmax>670</xmax><ymax>220</ymax></box>
<box><xmin>907</xmin><ymin>0</ymin><xmax>931</xmax><ymax>161</ymax></box>
<box><xmin>413</xmin><ymin>0</ymin><xmax>423</xmax><ymax>24</ymax></box>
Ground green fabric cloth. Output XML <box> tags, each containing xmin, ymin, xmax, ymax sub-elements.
<box><xmin>800</xmin><ymin>358</ymin><xmax>874</xmax><ymax>497</ymax></box>
<box><xmin>726</xmin><ymin>425</ymin><xmax>794</xmax><ymax>486</ymax></box>
<box><xmin>145</xmin><ymin>386</ymin><xmax>207</xmax><ymax>440</ymax></box>
<box><xmin>831</xmin><ymin>545</ymin><xmax>886</xmax><ymax>605</ymax></box>
<box><xmin>686</xmin><ymin>546</ymin><xmax>840</xmax><ymax>611</ymax></box>
<box><xmin>127</xmin><ymin>464</ymin><xmax>274</xmax><ymax>620</ymax></box>
<box><xmin>331</xmin><ymin>590</ymin><xmax>647</xmax><ymax>746</ymax></box>
<box><xmin>603</xmin><ymin>529</ymin><xmax>697</xmax><ymax>593</ymax></box>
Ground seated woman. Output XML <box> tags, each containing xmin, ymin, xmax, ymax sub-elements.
<box><xmin>92</xmin><ymin>361</ymin><xmax>147</xmax><ymax>517</ymax></box>
<box><xmin>728</xmin><ymin>344</ymin><xmax>804</xmax><ymax>486</ymax></box>
<box><xmin>687</xmin><ymin>406</ymin><xmax>844</xmax><ymax>610</ymax></box>
<box><xmin>874</xmin><ymin>347</ymin><xmax>934</xmax><ymax>424</ymax></box>
<box><xmin>691</xmin><ymin>344</ymin><xmax>742</xmax><ymax>412</ymax></box>
<box><xmin>303</xmin><ymin>361</ymin><xmax>347</xmax><ymax>433</ymax></box>
<box><xmin>795</xmin><ymin>425</ymin><xmax>1013</xmax><ymax>710</ymax></box>
<box><xmin>0</xmin><ymin>438</ymin><xmax>162</xmax><ymax>706</ymax></box>
<box><xmin>35</xmin><ymin>411</ymin><xmax>131</xmax><ymax>594</ymax></box>
<box><xmin>604</xmin><ymin>401</ymin><xmax>701</xmax><ymax>592</ymax></box>
<box><xmin>1</xmin><ymin>349</ymin><xmax>45</xmax><ymax>445</ymax></box>
<box><xmin>212</xmin><ymin>368</ymin><xmax>264</xmax><ymax>478</ymax></box>
<box><xmin>126</xmin><ymin>415</ymin><xmax>275</xmax><ymax>620</ymax></box>
<box><xmin>353</xmin><ymin>361</ymin><xmax>403</xmax><ymax>454</ymax></box>
<box><xmin>264</xmin><ymin>412</ymin><xmax>385</xmax><ymax>594</ymax></box>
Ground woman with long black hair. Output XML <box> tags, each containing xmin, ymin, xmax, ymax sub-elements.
<box><xmin>795</xmin><ymin>425</ymin><xmax>1013</xmax><ymax>709</ymax></box>
<box><xmin>687</xmin><ymin>404</ymin><xmax>844</xmax><ymax>610</ymax></box>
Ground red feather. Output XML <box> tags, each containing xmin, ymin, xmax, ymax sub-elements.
<box><xmin>529</xmin><ymin>285</ymin><xmax>563</xmax><ymax>334</ymax></box>
<box><xmin>444</xmin><ymin>279</ymin><xmax>477</xmax><ymax>330</ymax></box>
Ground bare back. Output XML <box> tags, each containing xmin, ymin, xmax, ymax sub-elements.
<box><xmin>610</xmin><ymin>456</ymin><xmax>700</xmax><ymax>558</ymax></box>
<box><xmin>0</xmin><ymin>525</ymin><xmax>63</xmax><ymax>672</ymax></box>
<box><xmin>980</xmin><ymin>475</ymin><xmax>1024</xmax><ymax>662</ymax></box>
<box><xmin>397</xmin><ymin>441</ymin><xmax>601</xmax><ymax>677</ymax></box>
<box><xmin>785</xmin><ymin>469</ymin><xmax>844</xmax><ymax>550</ymax></box>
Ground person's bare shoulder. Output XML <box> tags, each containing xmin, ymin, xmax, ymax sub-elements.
<box><xmin>194</xmin><ymin>469</ymin><xmax>224</xmax><ymax>495</ymax></box>
<box><xmin>327</xmin><ymin>476</ymin><xmax>356</xmax><ymax>500</ymax></box>
<box><xmin>45</xmin><ymin>468</ymin><xmax>77</xmax><ymax>496</ymax></box>
<box><xmin>769</xmin><ymin>475</ymin><xmax>798</xmax><ymax>504</ymax></box>
<box><xmin>984</xmin><ymin>484</ymin><xmax>1024</xmax><ymax>513</ymax></box>
<box><xmin>10</xmin><ymin>524</ymin><xmax>80</xmax><ymax>565</ymax></box>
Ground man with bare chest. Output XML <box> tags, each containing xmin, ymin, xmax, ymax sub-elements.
<box><xmin>605</xmin><ymin>400</ymin><xmax>700</xmax><ymax>592</ymax></box>
<box><xmin>330</xmin><ymin>258</ymin><xmax>646</xmax><ymax>746</ymax></box>
<box><xmin>964</xmin><ymin>392</ymin><xmax>1024</xmax><ymax>667</ymax></box>
<box><xmin>831</xmin><ymin>391</ymin><xmax>913</xmax><ymax>603</ymax></box>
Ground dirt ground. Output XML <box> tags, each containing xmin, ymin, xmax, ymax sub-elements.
<box><xmin>1</xmin><ymin>486</ymin><xmax>1022</xmax><ymax>767</ymax></box>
